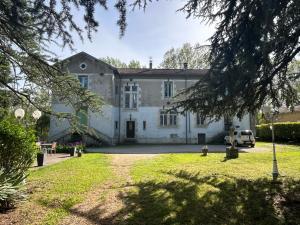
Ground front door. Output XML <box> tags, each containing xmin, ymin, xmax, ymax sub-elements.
<box><xmin>198</xmin><ymin>133</ymin><xmax>206</xmax><ymax>144</ymax></box>
<box><xmin>126</xmin><ymin>121</ymin><xmax>135</xmax><ymax>138</ymax></box>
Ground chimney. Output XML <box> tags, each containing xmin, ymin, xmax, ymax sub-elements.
<box><xmin>183</xmin><ymin>62</ymin><xmax>188</xmax><ymax>69</ymax></box>
<box><xmin>149</xmin><ymin>57</ymin><xmax>153</xmax><ymax>69</ymax></box>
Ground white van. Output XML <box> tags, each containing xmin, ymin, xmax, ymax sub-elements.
<box><xmin>224</xmin><ymin>130</ymin><xmax>255</xmax><ymax>147</ymax></box>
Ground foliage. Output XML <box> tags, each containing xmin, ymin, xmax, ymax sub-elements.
<box><xmin>35</xmin><ymin>113</ymin><xmax>50</xmax><ymax>141</ymax></box>
<box><xmin>2</xmin><ymin>0</ymin><xmax>299</xmax><ymax>121</ymax></box>
<box><xmin>101</xmin><ymin>56</ymin><xmax>128</xmax><ymax>68</ymax></box>
<box><xmin>160</xmin><ymin>43</ymin><xmax>210</xmax><ymax>69</ymax></box>
<box><xmin>256</xmin><ymin>122</ymin><xmax>300</xmax><ymax>142</ymax></box>
<box><xmin>0</xmin><ymin>169</ymin><xmax>26</xmax><ymax>210</ymax></box>
<box><xmin>0</xmin><ymin>117</ymin><xmax>37</xmax><ymax>210</ymax></box>
<box><xmin>0</xmin><ymin>117</ymin><xmax>37</xmax><ymax>173</ymax></box>
<box><xmin>0</xmin><ymin>0</ymin><xmax>113</xmax><ymax>116</ymax></box>
<box><xmin>172</xmin><ymin>0</ymin><xmax>300</xmax><ymax>119</ymax></box>
<box><xmin>101</xmin><ymin>56</ymin><xmax>144</xmax><ymax>68</ymax></box>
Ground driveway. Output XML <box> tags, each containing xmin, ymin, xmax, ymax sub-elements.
<box><xmin>87</xmin><ymin>144</ymin><xmax>269</xmax><ymax>154</ymax></box>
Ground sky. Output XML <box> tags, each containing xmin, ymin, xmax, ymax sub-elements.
<box><xmin>51</xmin><ymin>1</ymin><xmax>216</xmax><ymax>68</ymax></box>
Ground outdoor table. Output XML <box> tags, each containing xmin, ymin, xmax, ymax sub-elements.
<box><xmin>40</xmin><ymin>143</ymin><xmax>52</xmax><ymax>154</ymax></box>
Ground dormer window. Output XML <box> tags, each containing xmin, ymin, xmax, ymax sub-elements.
<box><xmin>79</xmin><ymin>62</ymin><xmax>87</xmax><ymax>70</ymax></box>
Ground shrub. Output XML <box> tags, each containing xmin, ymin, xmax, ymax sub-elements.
<box><xmin>56</xmin><ymin>144</ymin><xmax>72</xmax><ymax>153</ymax></box>
<box><xmin>0</xmin><ymin>117</ymin><xmax>37</xmax><ymax>173</ymax></box>
<box><xmin>0</xmin><ymin>169</ymin><xmax>26</xmax><ymax>210</ymax></box>
<box><xmin>256</xmin><ymin>122</ymin><xmax>300</xmax><ymax>142</ymax></box>
<box><xmin>0</xmin><ymin>117</ymin><xmax>37</xmax><ymax>210</ymax></box>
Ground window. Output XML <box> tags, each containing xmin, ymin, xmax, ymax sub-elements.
<box><xmin>196</xmin><ymin>113</ymin><xmax>206</xmax><ymax>126</ymax></box>
<box><xmin>78</xmin><ymin>75</ymin><xmax>88</xmax><ymax>88</ymax></box>
<box><xmin>143</xmin><ymin>121</ymin><xmax>146</xmax><ymax>130</ymax></box>
<box><xmin>164</xmin><ymin>81</ymin><xmax>173</xmax><ymax>98</ymax></box>
<box><xmin>115</xmin><ymin>121</ymin><xmax>118</xmax><ymax>130</ymax></box>
<box><xmin>124</xmin><ymin>85</ymin><xmax>138</xmax><ymax>109</ymax></box>
<box><xmin>79</xmin><ymin>63</ymin><xmax>87</xmax><ymax>70</ymax></box>
<box><xmin>160</xmin><ymin>110</ymin><xmax>177</xmax><ymax>127</ymax></box>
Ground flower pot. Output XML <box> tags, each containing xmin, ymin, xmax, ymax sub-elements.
<box><xmin>77</xmin><ymin>151</ymin><xmax>82</xmax><ymax>157</ymax></box>
<box><xmin>202</xmin><ymin>149</ymin><xmax>208</xmax><ymax>156</ymax></box>
<box><xmin>37</xmin><ymin>153</ymin><xmax>44</xmax><ymax>167</ymax></box>
<box><xmin>226</xmin><ymin>146</ymin><xmax>239</xmax><ymax>159</ymax></box>
<box><xmin>69</xmin><ymin>147</ymin><xmax>75</xmax><ymax>156</ymax></box>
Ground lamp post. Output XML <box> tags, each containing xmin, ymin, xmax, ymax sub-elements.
<box><xmin>262</xmin><ymin>106</ymin><xmax>279</xmax><ymax>180</ymax></box>
<box><xmin>14</xmin><ymin>108</ymin><xmax>42</xmax><ymax>128</ymax></box>
<box><xmin>14</xmin><ymin>108</ymin><xmax>25</xmax><ymax>119</ymax></box>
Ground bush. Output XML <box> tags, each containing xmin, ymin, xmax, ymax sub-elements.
<box><xmin>256</xmin><ymin>122</ymin><xmax>300</xmax><ymax>142</ymax></box>
<box><xmin>0</xmin><ymin>117</ymin><xmax>37</xmax><ymax>210</ymax></box>
<box><xmin>0</xmin><ymin>117</ymin><xmax>37</xmax><ymax>173</ymax></box>
<box><xmin>0</xmin><ymin>169</ymin><xmax>26</xmax><ymax>210</ymax></box>
<box><xmin>56</xmin><ymin>144</ymin><xmax>72</xmax><ymax>153</ymax></box>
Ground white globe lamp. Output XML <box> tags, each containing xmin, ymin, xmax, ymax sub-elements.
<box><xmin>14</xmin><ymin>108</ymin><xmax>25</xmax><ymax>119</ymax></box>
<box><xmin>32</xmin><ymin>110</ymin><xmax>42</xmax><ymax>120</ymax></box>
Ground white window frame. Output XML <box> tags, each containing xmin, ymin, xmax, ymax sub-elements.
<box><xmin>196</xmin><ymin>113</ymin><xmax>206</xmax><ymax>126</ymax></box>
<box><xmin>78</xmin><ymin>75</ymin><xmax>88</xmax><ymax>88</ymax></box>
<box><xmin>160</xmin><ymin>109</ymin><xmax>177</xmax><ymax>127</ymax></box>
<box><xmin>124</xmin><ymin>84</ymin><xmax>138</xmax><ymax>109</ymax></box>
<box><xmin>164</xmin><ymin>80</ymin><xmax>174</xmax><ymax>98</ymax></box>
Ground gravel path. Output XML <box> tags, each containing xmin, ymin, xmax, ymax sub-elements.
<box><xmin>87</xmin><ymin>144</ymin><xmax>270</xmax><ymax>154</ymax></box>
<box><xmin>59</xmin><ymin>154</ymin><xmax>156</xmax><ymax>225</ymax></box>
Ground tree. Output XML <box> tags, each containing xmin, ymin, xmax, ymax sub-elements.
<box><xmin>288</xmin><ymin>60</ymin><xmax>300</xmax><ymax>96</ymax></box>
<box><xmin>160</xmin><ymin>43</ymin><xmax>209</xmax><ymax>69</ymax></box>
<box><xmin>101</xmin><ymin>57</ymin><xmax>143</xmax><ymax>68</ymax></box>
<box><xmin>2</xmin><ymin>0</ymin><xmax>299</xmax><ymax>121</ymax></box>
<box><xmin>101</xmin><ymin>57</ymin><xmax>128</xmax><ymax>68</ymax></box>
<box><xmin>173</xmin><ymin>0</ymin><xmax>300</xmax><ymax>119</ymax></box>
<box><xmin>0</xmin><ymin>0</ymin><xmax>126</xmax><ymax>116</ymax></box>
<box><xmin>128</xmin><ymin>60</ymin><xmax>143</xmax><ymax>69</ymax></box>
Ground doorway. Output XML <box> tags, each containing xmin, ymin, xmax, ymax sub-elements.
<box><xmin>198</xmin><ymin>133</ymin><xmax>206</xmax><ymax>144</ymax></box>
<box><xmin>126</xmin><ymin>121</ymin><xmax>135</xmax><ymax>138</ymax></box>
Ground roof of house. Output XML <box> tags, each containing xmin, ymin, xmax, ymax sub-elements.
<box><xmin>118</xmin><ymin>68</ymin><xmax>207</xmax><ymax>75</ymax></box>
<box><xmin>60</xmin><ymin>51</ymin><xmax>208</xmax><ymax>78</ymax></box>
<box><xmin>117</xmin><ymin>68</ymin><xmax>208</xmax><ymax>79</ymax></box>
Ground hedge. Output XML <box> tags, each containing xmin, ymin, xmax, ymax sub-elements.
<box><xmin>256</xmin><ymin>122</ymin><xmax>300</xmax><ymax>142</ymax></box>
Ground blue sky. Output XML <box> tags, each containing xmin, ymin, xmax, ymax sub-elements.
<box><xmin>51</xmin><ymin>1</ymin><xmax>215</xmax><ymax>67</ymax></box>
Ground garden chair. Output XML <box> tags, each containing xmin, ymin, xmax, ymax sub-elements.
<box><xmin>47</xmin><ymin>142</ymin><xmax>57</xmax><ymax>154</ymax></box>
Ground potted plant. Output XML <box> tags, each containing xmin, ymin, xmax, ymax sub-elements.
<box><xmin>77</xmin><ymin>149</ymin><xmax>82</xmax><ymax>157</ymax></box>
<box><xmin>37</xmin><ymin>150</ymin><xmax>45</xmax><ymax>166</ymax></box>
<box><xmin>69</xmin><ymin>145</ymin><xmax>76</xmax><ymax>156</ymax></box>
<box><xmin>202</xmin><ymin>145</ymin><xmax>208</xmax><ymax>156</ymax></box>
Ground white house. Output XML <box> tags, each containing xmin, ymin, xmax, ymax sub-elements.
<box><xmin>49</xmin><ymin>52</ymin><xmax>254</xmax><ymax>145</ymax></box>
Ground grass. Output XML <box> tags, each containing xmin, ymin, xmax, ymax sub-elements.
<box><xmin>25</xmin><ymin>154</ymin><xmax>111</xmax><ymax>225</ymax></box>
<box><xmin>6</xmin><ymin>142</ymin><xmax>300</xmax><ymax>225</ymax></box>
<box><xmin>124</xmin><ymin>142</ymin><xmax>300</xmax><ymax>225</ymax></box>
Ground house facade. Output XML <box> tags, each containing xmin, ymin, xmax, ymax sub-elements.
<box><xmin>49</xmin><ymin>52</ymin><xmax>254</xmax><ymax>145</ymax></box>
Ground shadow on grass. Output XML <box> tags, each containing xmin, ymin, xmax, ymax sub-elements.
<box><xmin>58</xmin><ymin>171</ymin><xmax>300</xmax><ymax>225</ymax></box>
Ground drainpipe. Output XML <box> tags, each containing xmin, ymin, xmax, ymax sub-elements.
<box><xmin>118</xmin><ymin>74</ymin><xmax>121</xmax><ymax>144</ymax></box>
<box><xmin>185</xmin><ymin>73</ymin><xmax>188</xmax><ymax>144</ymax></box>
<box><xmin>114</xmin><ymin>69</ymin><xmax>121</xmax><ymax>144</ymax></box>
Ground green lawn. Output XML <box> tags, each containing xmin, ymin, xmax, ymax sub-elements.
<box><xmin>11</xmin><ymin>143</ymin><xmax>300</xmax><ymax>225</ymax></box>
<box><xmin>25</xmin><ymin>154</ymin><xmax>111</xmax><ymax>225</ymax></box>
<box><xmin>125</xmin><ymin>143</ymin><xmax>300</xmax><ymax>225</ymax></box>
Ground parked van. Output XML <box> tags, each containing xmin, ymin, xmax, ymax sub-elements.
<box><xmin>224</xmin><ymin>130</ymin><xmax>255</xmax><ymax>147</ymax></box>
